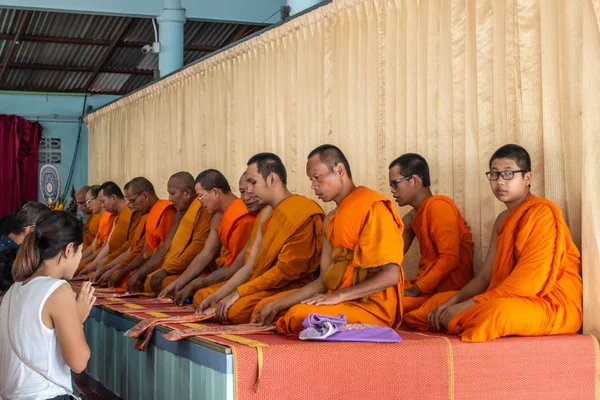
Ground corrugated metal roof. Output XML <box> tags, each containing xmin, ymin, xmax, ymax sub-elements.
<box><xmin>0</xmin><ymin>8</ymin><xmax>20</xmax><ymax>35</ymax></box>
<box><xmin>106</xmin><ymin>47</ymin><xmax>157</xmax><ymax>70</ymax></box>
<box><xmin>183</xmin><ymin>50</ymin><xmax>209</xmax><ymax>65</ymax></box>
<box><xmin>14</xmin><ymin>42</ymin><xmax>106</xmax><ymax>67</ymax></box>
<box><xmin>0</xmin><ymin>39</ymin><xmax>10</xmax><ymax>62</ymax></box>
<box><xmin>188</xmin><ymin>22</ymin><xmax>239</xmax><ymax>47</ymax></box>
<box><xmin>4</xmin><ymin>68</ymin><xmax>92</xmax><ymax>92</ymax></box>
<box><xmin>122</xmin><ymin>18</ymin><xmax>155</xmax><ymax>43</ymax></box>
<box><xmin>26</xmin><ymin>11</ymin><xmax>125</xmax><ymax>40</ymax></box>
<box><xmin>0</xmin><ymin>7</ymin><xmax>268</xmax><ymax>95</ymax></box>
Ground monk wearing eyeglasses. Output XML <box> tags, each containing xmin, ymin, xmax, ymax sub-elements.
<box><xmin>388</xmin><ymin>153</ymin><xmax>474</xmax><ymax>313</ymax></box>
<box><xmin>75</xmin><ymin>185</ymin><xmax>100</xmax><ymax>250</ymax></box>
<box><xmin>157</xmin><ymin>169</ymin><xmax>256</xmax><ymax>303</ymax></box>
<box><xmin>403</xmin><ymin>144</ymin><xmax>582</xmax><ymax>342</ymax></box>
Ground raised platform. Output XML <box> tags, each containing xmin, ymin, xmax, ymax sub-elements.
<box><xmin>85</xmin><ymin>305</ymin><xmax>599</xmax><ymax>400</ymax></box>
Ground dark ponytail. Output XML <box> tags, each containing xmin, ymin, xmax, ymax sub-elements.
<box><xmin>12</xmin><ymin>211</ymin><xmax>84</xmax><ymax>281</ymax></box>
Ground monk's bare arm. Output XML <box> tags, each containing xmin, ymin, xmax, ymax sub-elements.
<box><xmin>136</xmin><ymin>212</ymin><xmax>183</xmax><ymax>276</ymax></box>
<box><xmin>173</xmin><ymin>214</ymin><xmax>223</xmax><ymax>286</ymax></box>
<box><xmin>82</xmin><ymin>238</ymin><xmax>97</xmax><ymax>258</ymax></box>
<box><xmin>264</xmin><ymin>212</ymin><xmax>334</xmax><ymax>313</ymax></box>
<box><xmin>444</xmin><ymin>211</ymin><xmax>506</xmax><ymax>305</ymax></box>
<box><xmin>197</xmin><ymin>207</ymin><xmax>271</xmax><ymax>311</ymax></box>
<box><xmin>402</xmin><ymin>209</ymin><xmax>416</xmax><ymax>254</ymax></box>
<box><xmin>189</xmin><ymin>235</ymin><xmax>250</xmax><ymax>289</ymax></box>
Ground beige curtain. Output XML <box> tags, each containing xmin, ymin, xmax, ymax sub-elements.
<box><xmin>86</xmin><ymin>0</ymin><xmax>600</xmax><ymax>335</ymax></box>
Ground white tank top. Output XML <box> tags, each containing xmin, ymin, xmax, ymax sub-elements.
<box><xmin>0</xmin><ymin>276</ymin><xmax>73</xmax><ymax>400</ymax></box>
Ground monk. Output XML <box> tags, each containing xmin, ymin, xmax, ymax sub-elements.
<box><xmin>77</xmin><ymin>185</ymin><xmax>115</xmax><ymax>272</ymax></box>
<box><xmin>403</xmin><ymin>144</ymin><xmax>583</xmax><ymax>342</ymax></box>
<box><xmin>251</xmin><ymin>145</ymin><xmax>405</xmax><ymax>334</ymax></box>
<box><xmin>159</xmin><ymin>170</ymin><xmax>256</xmax><ymax>304</ymax></box>
<box><xmin>92</xmin><ymin>177</ymin><xmax>176</xmax><ymax>287</ymax></box>
<box><xmin>127</xmin><ymin>172</ymin><xmax>212</xmax><ymax>295</ymax></box>
<box><xmin>188</xmin><ymin>175</ymin><xmax>271</xmax><ymax>309</ymax></box>
<box><xmin>76</xmin><ymin>185</ymin><xmax>101</xmax><ymax>250</ymax></box>
<box><xmin>77</xmin><ymin>181</ymin><xmax>142</xmax><ymax>276</ymax></box>
<box><xmin>196</xmin><ymin>152</ymin><xmax>324</xmax><ymax>324</ymax></box>
<box><xmin>388</xmin><ymin>153</ymin><xmax>474</xmax><ymax>313</ymax></box>
<box><xmin>75</xmin><ymin>185</ymin><xmax>98</xmax><ymax>249</ymax></box>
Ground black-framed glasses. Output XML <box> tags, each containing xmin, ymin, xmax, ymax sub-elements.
<box><xmin>85</xmin><ymin>197</ymin><xmax>96</xmax><ymax>205</ymax></box>
<box><xmin>389</xmin><ymin>175</ymin><xmax>412</xmax><ymax>189</ymax></box>
<box><xmin>485</xmin><ymin>170</ymin><xmax>527</xmax><ymax>181</ymax></box>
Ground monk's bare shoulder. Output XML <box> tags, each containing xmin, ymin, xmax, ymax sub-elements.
<box><xmin>322</xmin><ymin>208</ymin><xmax>336</xmax><ymax>232</ymax></box>
<box><xmin>259</xmin><ymin>205</ymin><xmax>272</xmax><ymax>223</ymax></box>
<box><xmin>493</xmin><ymin>210</ymin><xmax>510</xmax><ymax>233</ymax></box>
<box><xmin>211</xmin><ymin>212</ymin><xmax>223</xmax><ymax>229</ymax></box>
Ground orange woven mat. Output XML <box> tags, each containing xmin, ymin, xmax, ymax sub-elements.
<box><xmin>206</xmin><ymin>331</ymin><xmax>598</xmax><ymax>400</ymax></box>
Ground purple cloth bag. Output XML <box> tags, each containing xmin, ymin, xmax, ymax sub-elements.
<box><xmin>299</xmin><ymin>313</ymin><xmax>402</xmax><ymax>343</ymax></box>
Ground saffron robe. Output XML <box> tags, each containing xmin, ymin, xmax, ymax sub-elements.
<box><xmin>403</xmin><ymin>195</ymin><xmax>474</xmax><ymax>313</ymax></box>
<box><xmin>275</xmin><ymin>186</ymin><xmax>405</xmax><ymax>334</ymax></box>
<box><xmin>143</xmin><ymin>200</ymin><xmax>212</xmax><ymax>294</ymax></box>
<box><xmin>195</xmin><ymin>195</ymin><xmax>324</xmax><ymax>324</ymax></box>
<box><xmin>104</xmin><ymin>207</ymin><xmax>143</xmax><ymax>264</ymax></box>
<box><xmin>403</xmin><ymin>195</ymin><xmax>583</xmax><ymax>342</ymax></box>
<box><xmin>83</xmin><ymin>213</ymin><xmax>101</xmax><ymax>250</ymax></box>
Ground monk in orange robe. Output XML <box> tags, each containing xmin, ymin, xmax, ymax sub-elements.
<box><xmin>125</xmin><ymin>172</ymin><xmax>211</xmax><ymax>295</ymax></box>
<box><xmin>76</xmin><ymin>185</ymin><xmax>116</xmax><ymax>274</ymax></box>
<box><xmin>188</xmin><ymin>174</ymin><xmax>269</xmax><ymax>308</ymax></box>
<box><xmin>92</xmin><ymin>177</ymin><xmax>176</xmax><ymax>287</ymax></box>
<box><xmin>251</xmin><ymin>145</ymin><xmax>405</xmax><ymax>334</ymax></box>
<box><xmin>77</xmin><ymin>181</ymin><xmax>142</xmax><ymax>277</ymax></box>
<box><xmin>196</xmin><ymin>153</ymin><xmax>324</xmax><ymax>325</ymax></box>
<box><xmin>403</xmin><ymin>144</ymin><xmax>583</xmax><ymax>342</ymax></box>
<box><xmin>159</xmin><ymin>170</ymin><xmax>256</xmax><ymax>304</ymax></box>
<box><xmin>388</xmin><ymin>153</ymin><xmax>474</xmax><ymax>313</ymax></box>
<box><xmin>76</xmin><ymin>185</ymin><xmax>101</xmax><ymax>250</ymax></box>
<box><xmin>75</xmin><ymin>185</ymin><xmax>98</xmax><ymax>249</ymax></box>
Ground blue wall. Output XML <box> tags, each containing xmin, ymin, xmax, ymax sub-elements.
<box><xmin>0</xmin><ymin>92</ymin><xmax>119</xmax><ymax>203</ymax></box>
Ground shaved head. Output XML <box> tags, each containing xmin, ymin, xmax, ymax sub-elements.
<box><xmin>75</xmin><ymin>185</ymin><xmax>91</xmax><ymax>214</ymax></box>
<box><xmin>128</xmin><ymin>177</ymin><xmax>156</xmax><ymax>196</ymax></box>
<box><xmin>307</xmin><ymin>144</ymin><xmax>353</xmax><ymax>179</ymax></box>
<box><xmin>75</xmin><ymin>185</ymin><xmax>89</xmax><ymax>198</ymax></box>
<box><xmin>168</xmin><ymin>172</ymin><xmax>195</xmax><ymax>191</ymax></box>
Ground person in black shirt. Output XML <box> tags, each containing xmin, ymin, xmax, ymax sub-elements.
<box><xmin>0</xmin><ymin>202</ymin><xmax>51</xmax><ymax>295</ymax></box>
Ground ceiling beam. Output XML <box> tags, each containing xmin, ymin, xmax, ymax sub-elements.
<box><xmin>0</xmin><ymin>10</ymin><xmax>33</xmax><ymax>84</ymax></box>
<box><xmin>0</xmin><ymin>62</ymin><xmax>154</xmax><ymax>75</ymax></box>
<box><xmin>0</xmin><ymin>33</ymin><xmax>221</xmax><ymax>52</ymax></box>
<box><xmin>84</xmin><ymin>17</ymin><xmax>133</xmax><ymax>92</ymax></box>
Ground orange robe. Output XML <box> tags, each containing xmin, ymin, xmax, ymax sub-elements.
<box><xmin>104</xmin><ymin>207</ymin><xmax>143</xmax><ymax>264</ymax></box>
<box><xmin>214</xmin><ymin>198</ymin><xmax>256</xmax><ymax>269</ymax></box>
<box><xmin>192</xmin><ymin>206</ymin><xmax>268</xmax><ymax>309</ymax></box>
<box><xmin>117</xmin><ymin>200</ymin><xmax>176</xmax><ymax>288</ymax></box>
<box><xmin>143</xmin><ymin>200</ymin><xmax>212</xmax><ymax>294</ymax></box>
<box><xmin>403</xmin><ymin>195</ymin><xmax>474</xmax><ymax>313</ymax></box>
<box><xmin>274</xmin><ymin>186</ymin><xmax>405</xmax><ymax>335</ymax></box>
<box><xmin>83</xmin><ymin>213</ymin><xmax>101</xmax><ymax>250</ymax></box>
<box><xmin>95</xmin><ymin>211</ymin><xmax>116</xmax><ymax>250</ymax></box>
<box><xmin>218</xmin><ymin>195</ymin><xmax>324</xmax><ymax>324</ymax></box>
<box><xmin>403</xmin><ymin>195</ymin><xmax>583</xmax><ymax>342</ymax></box>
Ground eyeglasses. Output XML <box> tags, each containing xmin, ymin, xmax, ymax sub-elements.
<box><xmin>198</xmin><ymin>190</ymin><xmax>212</xmax><ymax>203</ymax></box>
<box><xmin>485</xmin><ymin>170</ymin><xmax>527</xmax><ymax>181</ymax></box>
<box><xmin>85</xmin><ymin>197</ymin><xmax>96</xmax><ymax>205</ymax></box>
<box><xmin>389</xmin><ymin>175</ymin><xmax>412</xmax><ymax>189</ymax></box>
<box><xmin>126</xmin><ymin>193</ymin><xmax>141</xmax><ymax>204</ymax></box>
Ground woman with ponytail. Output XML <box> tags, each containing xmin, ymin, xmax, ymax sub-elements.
<box><xmin>0</xmin><ymin>211</ymin><xmax>96</xmax><ymax>400</ymax></box>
